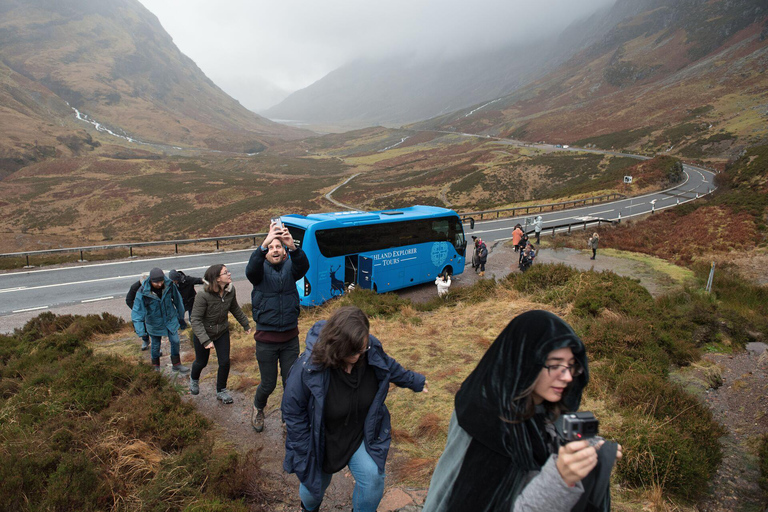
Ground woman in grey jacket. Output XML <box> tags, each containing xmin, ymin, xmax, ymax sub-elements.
<box><xmin>189</xmin><ymin>264</ymin><xmax>252</xmax><ymax>403</ymax></box>
<box><xmin>422</xmin><ymin>310</ymin><xmax>622</xmax><ymax>512</ymax></box>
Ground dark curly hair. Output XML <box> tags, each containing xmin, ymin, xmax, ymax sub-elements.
<box><xmin>311</xmin><ymin>306</ymin><xmax>370</xmax><ymax>369</ymax></box>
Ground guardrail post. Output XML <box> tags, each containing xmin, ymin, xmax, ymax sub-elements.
<box><xmin>216</xmin><ymin>240</ymin><xmax>220</xmax><ymax>251</ymax></box>
<box><xmin>552</xmin><ymin>227</ymin><xmax>556</xmax><ymax>236</ymax></box>
<box><xmin>26</xmin><ymin>255</ymin><xmax>30</xmax><ymax>267</ymax></box>
<box><xmin>583</xmin><ymin>221</ymin><xmax>587</xmax><ymax>230</ymax></box>
<box><xmin>568</xmin><ymin>224</ymin><xmax>571</xmax><ymax>233</ymax></box>
<box><xmin>253</xmin><ymin>237</ymin><xmax>257</xmax><ymax>246</ymax></box>
<box><xmin>79</xmin><ymin>249</ymin><xmax>84</xmax><ymax>261</ymax></box>
<box><xmin>175</xmin><ymin>243</ymin><xmax>178</xmax><ymax>254</ymax></box>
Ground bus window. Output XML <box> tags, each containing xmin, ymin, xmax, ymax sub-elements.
<box><xmin>285</xmin><ymin>225</ymin><xmax>305</xmax><ymax>250</ymax></box>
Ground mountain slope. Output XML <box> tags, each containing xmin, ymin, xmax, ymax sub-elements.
<box><xmin>411</xmin><ymin>0</ymin><xmax>768</xmax><ymax>160</ymax></box>
<box><xmin>0</xmin><ymin>0</ymin><xmax>310</xmax><ymax>167</ymax></box>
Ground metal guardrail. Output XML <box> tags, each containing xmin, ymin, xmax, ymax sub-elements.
<box><xmin>1</xmin><ymin>191</ymin><xmax>627</xmax><ymax>267</ymax></box>
<box><xmin>1</xmin><ymin>233</ymin><xmax>268</xmax><ymax>267</ymax></box>
<box><xmin>458</xmin><ymin>193</ymin><xmax>625</xmax><ymax>223</ymax></box>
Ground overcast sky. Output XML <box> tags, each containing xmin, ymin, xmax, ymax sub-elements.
<box><xmin>138</xmin><ymin>0</ymin><xmax>615</xmax><ymax>112</ymax></box>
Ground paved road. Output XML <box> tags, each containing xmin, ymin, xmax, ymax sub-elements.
<box><xmin>0</xmin><ymin>159</ymin><xmax>715</xmax><ymax>327</ymax></box>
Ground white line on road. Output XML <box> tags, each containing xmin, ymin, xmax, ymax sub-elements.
<box><xmin>12</xmin><ymin>306</ymin><xmax>48</xmax><ymax>313</ymax></box>
<box><xmin>0</xmin><ymin>287</ymin><xmax>27</xmax><ymax>294</ymax></box>
<box><xmin>0</xmin><ymin>249</ymin><xmax>255</xmax><ymax>278</ymax></box>
<box><xmin>81</xmin><ymin>296</ymin><xmax>114</xmax><ymax>303</ymax></box>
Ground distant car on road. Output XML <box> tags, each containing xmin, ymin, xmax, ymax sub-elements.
<box><xmin>563</xmin><ymin>145</ymin><xmax>570</xmax><ymax>149</ymax></box>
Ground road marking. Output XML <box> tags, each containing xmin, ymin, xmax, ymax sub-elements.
<box><xmin>0</xmin><ymin>287</ymin><xmax>27</xmax><ymax>294</ymax></box>
<box><xmin>0</xmin><ymin>249</ymin><xmax>255</xmax><ymax>278</ymax></box>
<box><xmin>82</xmin><ymin>296</ymin><xmax>114</xmax><ymax>303</ymax></box>
<box><xmin>0</xmin><ymin>261</ymin><xmax>250</xmax><ymax>293</ymax></box>
<box><xmin>12</xmin><ymin>306</ymin><xmax>48</xmax><ymax>313</ymax></box>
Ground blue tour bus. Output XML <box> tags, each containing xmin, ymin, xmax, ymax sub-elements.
<box><xmin>280</xmin><ymin>206</ymin><xmax>468</xmax><ymax>306</ymax></box>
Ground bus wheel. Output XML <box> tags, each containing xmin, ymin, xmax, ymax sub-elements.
<box><xmin>442</xmin><ymin>266</ymin><xmax>453</xmax><ymax>277</ymax></box>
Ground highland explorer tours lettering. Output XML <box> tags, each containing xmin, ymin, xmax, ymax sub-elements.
<box><xmin>373</xmin><ymin>248</ymin><xmax>418</xmax><ymax>266</ymax></box>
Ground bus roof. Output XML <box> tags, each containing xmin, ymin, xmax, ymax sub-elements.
<box><xmin>283</xmin><ymin>205</ymin><xmax>457</xmax><ymax>229</ymax></box>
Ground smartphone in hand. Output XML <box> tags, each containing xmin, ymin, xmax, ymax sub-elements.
<box><xmin>271</xmin><ymin>217</ymin><xmax>283</xmax><ymax>230</ymax></box>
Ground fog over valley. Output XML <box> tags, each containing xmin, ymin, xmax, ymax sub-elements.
<box><xmin>139</xmin><ymin>0</ymin><xmax>615</xmax><ymax>114</ymax></box>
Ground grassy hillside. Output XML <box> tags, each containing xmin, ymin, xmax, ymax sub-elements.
<box><xmin>0</xmin><ymin>312</ymin><xmax>268</xmax><ymax>511</ymax></box>
<box><xmin>0</xmin><ymin>0</ymin><xmax>311</xmax><ymax>171</ymax></box>
<box><xmin>411</xmin><ymin>0</ymin><xmax>768</xmax><ymax>164</ymax></box>
<box><xmin>0</xmin><ymin>152</ymin><xmax>348</xmax><ymax>251</ymax></box>
<box><xmin>19</xmin><ymin>254</ymin><xmax>768</xmax><ymax>509</ymax></box>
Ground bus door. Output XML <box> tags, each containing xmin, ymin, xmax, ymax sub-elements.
<box><xmin>358</xmin><ymin>256</ymin><xmax>373</xmax><ymax>290</ymax></box>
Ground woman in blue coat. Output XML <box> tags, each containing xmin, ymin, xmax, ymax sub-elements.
<box><xmin>282</xmin><ymin>306</ymin><xmax>428</xmax><ymax>512</ymax></box>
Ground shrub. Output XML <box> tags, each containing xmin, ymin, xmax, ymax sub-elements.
<box><xmin>508</xmin><ymin>263</ymin><xmax>576</xmax><ymax>293</ymax></box>
<box><xmin>0</xmin><ymin>312</ymin><xmax>265</xmax><ymax>510</ymax></box>
<box><xmin>760</xmin><ymin>434</ymin><xmax>768</xmax><ymax>492</ymax></box>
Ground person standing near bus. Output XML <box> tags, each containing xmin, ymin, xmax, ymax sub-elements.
<box><xmin>474</xmin><ymin>237</ymin><xmax>488</xmax><ymax>277</ymax></box>
<box><xmin>246</xmin><ymin>220</ymin><xmax>310</xmax><ymax>433</ymax></box>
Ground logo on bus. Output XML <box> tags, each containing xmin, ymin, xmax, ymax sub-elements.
<box><xmin>431</xmin><ymin>242</ymin><xmax>449</xmax><ymax>267</ymax></box>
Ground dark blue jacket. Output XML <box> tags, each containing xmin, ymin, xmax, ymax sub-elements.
<box><xmin>282</xmin><ymin>320</ymin><xmax>426</xmax><ymax>500</ymax></box>
<box><xmin>131</xmin><ymin>277</ymin><xmax>185</xmax><ymax>337</ymax></box>
<box><xmin>245</xmin><ymin>247</ymin><xmax>309</xmax><ymax>332</ymax></box>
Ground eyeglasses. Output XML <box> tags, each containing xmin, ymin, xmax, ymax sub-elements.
<box><xmin>219</xmin><ymin>270</ymin><xmax>231</xmax><ymax>276</ymax></box>
<box><xmin>543</xmin><ymin>363</ymin><xmax>583</xmax><ymax>378</ymax></box>
<box><xmin>358</xmin><ymin>341</ymin><xmax>371</xmax><ymax>355</ymax></box>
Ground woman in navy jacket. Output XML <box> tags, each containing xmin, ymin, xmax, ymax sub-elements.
<box><xmin>282</xmin><ymin>306</ymin><xmax>427</xmax><ymax>512</ymax></box>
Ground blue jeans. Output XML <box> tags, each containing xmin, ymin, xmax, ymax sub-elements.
<box><xmin>150</xmin><ymin>328</ymin><xmax>180</xmax><ymax>360</ymax></box>
<box><xmin>299</xmin><ymin>442</ymin><xmax>385</xmax><ymax>512</ymax></box>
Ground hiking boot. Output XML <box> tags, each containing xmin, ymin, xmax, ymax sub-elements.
<box><xmin>216</xmin><ymin>389</ymin><xmax>234</xmax><ymax>404</ymax></box>
<box><xmin>189</xmin><ymin>378</ymin><xmax>199</xmax><ymax>395</ymax></box>
<box><xmin>251</xmin><ymin>406</ymin><xmax>265</xmax><ymax>432</ymax></box>
<box><xmin>478</xmin><ymin>271</ymin><xmax>485</xmax><ymax>277</ymax></box>
<box><xmin>171</xmin><ymin>355</ymin><xmax>190</xmax><ymax>374</ymax></box>
<box><xmin>140</xmin><ymin>338</ymin><xmax>149</xmax><ymax>351</ymax></box>
<box><xmin>151</xmin><ymin>357</ymin><xmax>160</xmax><ymax>372</ymax></box>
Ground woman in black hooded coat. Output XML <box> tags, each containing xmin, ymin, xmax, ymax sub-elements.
<box><xmin>422</xmin><ymin>310</ymin><xmax>622</xmax><ymax>512</ymax></box>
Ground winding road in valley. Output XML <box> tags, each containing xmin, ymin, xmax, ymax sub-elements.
<box><xmin>0</xmin><ymin>141</ymin><xmax>716</xmax><ymax>331</ymax></box>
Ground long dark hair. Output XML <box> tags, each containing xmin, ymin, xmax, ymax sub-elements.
<box><xmin>204</xmin><ymin>264</ymin><xmax>226</xmax><ymax>294</ymax></box>
<box><xmin>311</xmin><ymin>306</ymin><xmax>370</xmax><ymax>369</ymax></box>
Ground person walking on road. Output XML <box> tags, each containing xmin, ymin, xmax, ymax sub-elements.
<box><xmin>534</xmin><ymin>215</ymin><xmax>543</xmax><ymax>245</ymax></box>
<box><xmin>169</xmin><ymin>269</ymin><xmax>204</xmax><ymax>322</ymax></box>
<box><xmin>246</xmin><ymin>220</ymin><xmax>310</xmax><ymax>433</ymax></box>
<box><xmin>282</xmin><ymin>306</ymin><xmax>428</xmax><ymax>512</ymax></box>
<box><xmin>126</xmin><ymin>272</ymin><xmax>150</xmax><ymax>351</ymax></box>
<box><xmin>131</xmin><ymin>267</ymin><xmax>189</xmax><ymax>373</ymax></box>
<box><xmin>588</xmin><ymin>232</ymin><xmax>600</xmax><ymax>260</ymax></box>
<box><xmin>189</xmin><ymin>264</ymin><xmax>253</xmax><ymax>404</ymax></box>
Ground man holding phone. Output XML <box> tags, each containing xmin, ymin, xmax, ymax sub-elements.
<box><xmin>246</xmin><ymin>219</ymin><xmax>310</xmax><ymax>433</ymax></box>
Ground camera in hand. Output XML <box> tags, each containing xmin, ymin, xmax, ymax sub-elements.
<box><xmin>555</xmin><ymin>411</ymin><xmax>601</xmax><ymax>445</ymax></box>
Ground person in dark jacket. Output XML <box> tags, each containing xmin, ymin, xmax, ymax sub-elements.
<box><xmin>246</xmin><ymin>220</ymin><xmax>310</xmax><ymax>432</ymax></box>
<box><xmin>126</xmin><ymin>272</ymin><xmax>150</xmax><ymax>350</ymax></box>
<box><xmin>169</xmin><ymin>269</ymin><xmax>204</xmax><ymax>321</ymax></box>
<box><xmin>282</xmin><ymin>307</ymin><xmax>428</xmax><ymax>512</ymax></box>
<box><xmin>422</xmin><ymin>310</ymin><xmax>622</xmax><ymax>512</ymax></box>
<box><xmin>131</xmin><ymin>267</ymin><xmax>189</xmax><ymax>373</ymax></box>
<box><xmin>189</xmin><ymin>264</ymin><xmax>253</xmax><ymax>404</ymax></box>
<box><xmin>474</xmin><ymin>237</ymin><xmax>488</xmax><ymax>277</ymax></box>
